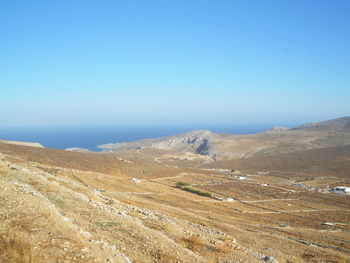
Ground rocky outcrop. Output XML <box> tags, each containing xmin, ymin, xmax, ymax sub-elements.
<box><xmin>98</xmin><ymin>130</ymin><xmax>217</xmax><ymax>156</ymax></box>
<box><xmin>98</xmin><ymin>116</ymin><xmax>350</xmax><ymax>161</ymax></box>
<box><xmin>264</xmin><ymin>127</ymin><xmax>289</xmax><ymax>133</ymax></box>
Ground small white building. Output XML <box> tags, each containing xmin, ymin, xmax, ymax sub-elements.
<box><xmin>131</xmin><ymin>178</ymin><xmax>141</xmax><ymax>184</ymax></box>
<box><xmin>333</xmin><ymin>186</ymin><xmax>350</xmax><ymax>195</ymax></box>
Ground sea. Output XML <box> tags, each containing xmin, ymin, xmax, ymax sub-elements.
<box><xmin>0</xmin><ymin>124</ymin><xmax>291</xmax><ymax>151</ymax></box>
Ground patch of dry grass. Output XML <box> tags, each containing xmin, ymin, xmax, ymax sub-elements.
<box><xmin>150</xmin><ymin>249</ymin><xmax>178</xmax><ymax>263</ymax></box>
<box><xmin>0</xmin><ymin>216</ymin><xmax>44</xmax><ymax>263</ymax></box>
<box><xmin>142</xmin><ymin>219</ymin><xmax>170</xmax><ymax>233</ymax></box>
<box><xmin>0</xmin><ymin>230</ymin><xmax>36</xmax><ymax>263</ymax></box>
<box><xmin>179</xmin><ymin>235</ymin><xmax>206</xmax><ymax>251</ymax></box>
<box><xmin>178</xmin><ymin>235</ymin><xmax>232</xmax><ymax>260</ymax></box>
<box><xmin>47</xmin><ymin>177</ymin><xmax>56</xmax><ymax>182</ymax></box>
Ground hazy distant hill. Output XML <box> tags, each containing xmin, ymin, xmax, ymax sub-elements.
<box><xmin>98</xmin><ymin>116</ymin><xmax>350</xmax><ymax>160</ymax></box>
<box><xmin>0</xmin><ymin>139</ymin><xmax>44</xmax><ymax>148</ymax></box>
<box><xmin>292</xmin><ymin>116</ymin><xmax>350</xmax><ymax>131</ymax></box>
<box><xmin>98</xmin><ymin>130</ymin><xmax>217</xmax><ymax>155</ymax></box>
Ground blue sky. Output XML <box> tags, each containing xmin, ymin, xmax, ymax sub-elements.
<box><xmin>1</xmin><ymin>0</ymin><xmax>350</xmax><ymax>127</ymax></box>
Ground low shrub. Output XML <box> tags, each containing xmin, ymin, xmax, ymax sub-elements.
<box><xmin>176</xmin><ymin>181</ymin><xmax>189</xmax><ymax>187</ymax></box>
<box><xmin>175</xmin><ymin>182</ymin><xmax>212</xmax><ymax>197</ymax></box>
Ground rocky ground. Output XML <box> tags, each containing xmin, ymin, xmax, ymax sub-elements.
<box><xmin>0</xmin><ymin>145</ymin><xmax>349</xmax><ymax>263</ymax></box>
<box><xmin>0</xmin><ymin>153</ymin><xmax>261</xmax><ymax>263</ymax></box>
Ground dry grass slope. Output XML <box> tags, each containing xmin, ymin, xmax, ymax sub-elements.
<box><xmin>0</xmin><ymin>142</ymin><xmax>121</xmax><ymax>176</ymax></box>
<box><xmin>202</xmin><ymin>144</ymin><xmax>350</xmax><ymax>178</ymax></box>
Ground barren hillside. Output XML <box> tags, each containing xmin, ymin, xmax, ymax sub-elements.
<box><xmin>201</xmin><ymin>144</ymin><xmax>350</xmax><ymax>178</ymax></box>
<box><xmin>98</xmin><ymin>117</ymin><xmax>350</xmax><ymax>161</ymax></box>
<box><xmin>1</xmin><ymin>142</ymin><xmax>349</xmax><ymax>262</ymax></box>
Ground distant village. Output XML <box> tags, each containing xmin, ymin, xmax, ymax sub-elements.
<box><xmin>292</xmin><ymin>183</ymin><xmax>350</xmax><ymax>195</ymax></box>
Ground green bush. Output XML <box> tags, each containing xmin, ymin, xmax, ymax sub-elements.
<box><xmin>176</xmin><ymin>181</ymin><xmax>189</xmax><ymax>187</ymax></box>
<box><xmin>175</xmin><ymin>183</ymin><xmax>212</xmax><ymax>198</ymax></box>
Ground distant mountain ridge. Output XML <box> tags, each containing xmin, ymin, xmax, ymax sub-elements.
<box><xmin>0</xmin><ymin>139</ymin><xmax>44</xmax><ymax>148</ymax></box>
<box><xmin>292</xmin><ymin>116</ymin><xmax>350</xmax><ymax>131</ymax></box>
<box><xmin>99</xmin><ymin>116</ymin><xmax>350</xmax><ymax>160</ymax></box>
<box><xmin>98</xmin><ymin>129</ymin><xmax>217</xmax><ymax>155</ymax></box>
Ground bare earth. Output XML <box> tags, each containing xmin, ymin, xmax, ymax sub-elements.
<box><xmin>0</xmin><ymin>139</ymin><xmax>349</xmax><ymax>262</ymax></box>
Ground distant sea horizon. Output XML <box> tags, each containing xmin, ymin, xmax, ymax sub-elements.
<box><xmin>0</xmin><ymin>124</ymin><xmax>297</xmax><ymax>151</ymax></box>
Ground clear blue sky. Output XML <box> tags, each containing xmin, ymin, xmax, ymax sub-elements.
<box><xmin>1</xmin><ymin>0</ymin><xmax>350</xmax><ymax>128</ymax></box>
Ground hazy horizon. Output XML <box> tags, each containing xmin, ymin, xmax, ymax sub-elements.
<box><xmin>1</xmin><ymin>0</ymin><xmax>349</xmax><ymax>127</ymax></box>
<box><xmin>0</xmin><ymin>122</ymin><xmax>299</xmax><ymax>150</ymax></box>
<box><xmin>0</xmin><ymin>118</ymin><xmax>323</xmax><ymax>129</ymax></box>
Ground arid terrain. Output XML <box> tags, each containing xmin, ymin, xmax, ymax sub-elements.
<box><xmin>98</xmin><ymin>117</ymin><xmax>350</xmax><ymax>161</ymax></box>
<box><xmin>1</xmin><ymin>117</ymin><xmax>350</xmax><ymax>263</ymax></box>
